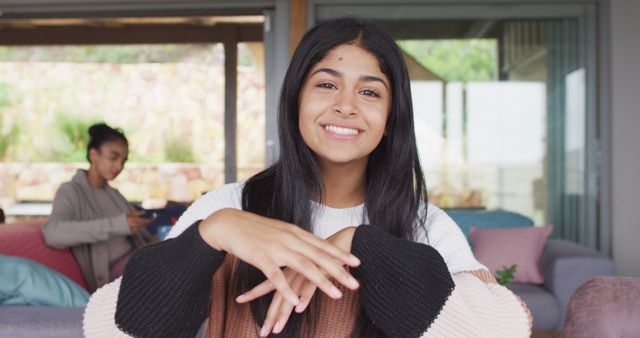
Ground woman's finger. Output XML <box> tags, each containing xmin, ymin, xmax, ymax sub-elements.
<box><xmin>295</xmin><ymin>281</ymin><xmax>318</xmax><ymax>314</ymax></box>
<box><xmin>263</xmin><ymin>270</ymin><xmax>302</xmax><ymax>336</ymax></box>
<box><xmin>271</xmin><ymin>274</ymin><xmax>306</xmax><ymax>334</ymax></box>
<box><xmin>244</xmin><ymin>240</ymin><xmax>346</xmax><ymax>303</ymax></box>
<box><xmin>260</xmin><ymin>292</ymin><xmax>284</xmax><ymax>337</ymax></box>
<box><xmin>235</xmin><ymin>279</ymin><xmax>275</xmax><ymax>303</ymax></box>
<box><xmin>256</xmin><ymin>258</ymin><xmax>299</xmax><ymax>306</ymax></box>
<box><xmin>237</xmin><ymin>248</ymin><xmax>354</xmax><ymax>303</ymax></box>
<box><xmin>282</xmin><ymin>236</ymin><xmax>359</xmax><ymax>291</ymax></box>
<box><xmin>288</xmin><ymin>225</ymin><xmax>360</xmax><ymax>267</ymax></box>
<box><xmin>304</xmin><ymin>250</ymin><xmax>358</xmax><ymax>291</ymax></box>
<box><xmin>277</xmin><ymin>251</ymin><xmax>343</xmax><ymax>300</ymax></box>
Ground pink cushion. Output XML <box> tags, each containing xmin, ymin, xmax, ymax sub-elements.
<box><xmin>470</xmin><ymin>225</ymin><xmax>553</xmax><ymax>284</ymax></box>
<box><xmin>0</xmin><ymin>221</ymin><xmax>89</xmax><ymax>290</ymax></box>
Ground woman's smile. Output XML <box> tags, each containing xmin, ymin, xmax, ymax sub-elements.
<box><xmin>321</xmin><ymin>123</ymin><xmax>363</xmax><ymax>140</ymax></box>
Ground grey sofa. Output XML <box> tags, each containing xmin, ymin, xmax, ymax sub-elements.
<box><xmin>508</xmin><ymin>239</ymin><xmax>614</xmax><ymax>330</ymax></box>
<box><xmin>0</xmin><ymin>307</ymin><xmax>84</xmax><ymax>338</ymax></box>
<box><xmin>0</xmin><ymin>306</ymin><xmax>208</xmax><ymax>338</ymax></box>
<box><xmin>446</xmin><ymin>208</ymin><xmax>615</xmax><ymax>331</ymax></box>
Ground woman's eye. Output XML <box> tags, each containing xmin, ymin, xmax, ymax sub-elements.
<box><xmin>361</xmin><ymin>89</ymin><xmax>379</xmax><ymax>97</ymax></box>
<box><xmin>318</xmin><ymin>82</ymin><xmax>336</xmax><ymax>90</ymax></box>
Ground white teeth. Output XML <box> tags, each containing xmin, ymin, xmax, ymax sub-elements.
<box><xmin>324</xmin><ymin>125</ymin><xmax>359</xmax><ymax>136</ymax></box>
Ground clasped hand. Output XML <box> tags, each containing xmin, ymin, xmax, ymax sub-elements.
<box><xmin>126</xmin><ymin>210</ymin><xmax>154</xmax><ymax>233</ymax></box>
<box><xmin>198</xmin><ymin>209</ymin><xmax>359</xmax><ymax>337</ymax></box>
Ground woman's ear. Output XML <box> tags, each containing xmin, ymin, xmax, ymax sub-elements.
<box><xmin>88</xmin><ymin>148</ymin><xmax>98</xmax><ymax>164</ymax></box>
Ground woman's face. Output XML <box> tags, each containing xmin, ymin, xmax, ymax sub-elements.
<box><xmin>89</xmin><ymin>140</ymin><xmax>128</xmax><ymax>181</ymax></box>
<box><xmin>298</xmin><ymin>44</ymin><xmax>391</xmax><ymax>168</ymax></box>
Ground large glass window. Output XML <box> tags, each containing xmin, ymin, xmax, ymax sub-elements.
<box><xmin>237</xmin><ymin>42</ymin><xmax>266</xmax><ymax>181</ymax></box>
<box><xmin>401</xmin><ymin>35</ymin><xmax>547</xmax><ymax>224</ymax></box>
<box><xmin>0</xmin><ymin>44</ymin><xmax>226</xmax><ymax>206</ymax></box>
<box><xmin>1</xmin><ymin>38</ymin><xmax>266</xmax><ymax>219</ymax></box>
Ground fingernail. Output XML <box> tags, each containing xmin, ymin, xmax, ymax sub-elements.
<box><xmin>273</xmin><ymin>320</ymin><xmax>284</xmax><ymax>333</ymax></box>
<box><xmin>260</xmin><ymin>326</ymin><xmax>268</xmax><ymax>337</ymax></box>
<box><xmin>350</xmin><ymin>255</ymin><xmax>361</xmax><ymax>266</ymax></box>
<box><xmin>235</xmin><ymin>294</ymin><xmax>245</xmax><ymax>302</ymax></box>
<box><xmin>330</xmin><ymin>286</ymin><xmax>343</xmax><ymax>299</ymax></box>
<box><xmin>347</xmin><ymin>276</ymin><xmax>359</xmax><ymax>289</ymax></box>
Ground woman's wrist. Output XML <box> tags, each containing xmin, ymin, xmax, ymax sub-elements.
<box><xmin>328</xmin><ymin>226</ymin><xmax>357</xmax><ymax>253</ymax></box>
<box><xmin>197</xmin><ymin>208</ymin><xmax>230</xmax><ymax>251</ymax></box>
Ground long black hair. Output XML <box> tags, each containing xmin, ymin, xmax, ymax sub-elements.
<box><xmin>238</xmin><ymin>17</ymin><xmax>427</xmax><ymax>337</ymax></box>
<box><xmin>86</xmin><ymin>122</ymin><xmax>128</xmax><ymax>162</ymax></box>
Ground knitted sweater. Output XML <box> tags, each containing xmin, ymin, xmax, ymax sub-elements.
<box><xmin>84</xmin><ymin>182</ymin><xmax>531</xmax><ymax>337</ymax></box>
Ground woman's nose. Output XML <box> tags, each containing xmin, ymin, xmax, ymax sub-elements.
<box><xmin>333</xmin><ymin>90</ymin><xmax>357</xmax><ymax>117</ymax></box>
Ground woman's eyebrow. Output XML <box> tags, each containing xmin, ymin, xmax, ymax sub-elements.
<box><xmin>360</xmin><ymin>75</ymin><xmax>388</xmax><ymax>89</ymax></box>
<box><xmin>311</xmin><ymin>67</ymin><xmax>341</xmax><ymax>78</ymax></box>
<box><xmin>311</xmin><ymin>68</ymin><xmax>388</xmax><ymax>89</ymax></box>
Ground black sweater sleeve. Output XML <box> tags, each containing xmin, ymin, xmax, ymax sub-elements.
<box><xmin>115</xmin><ymin>222</ymin><xmax>226</xmax><ymax>338</ymax></box>
<box><xmin>351</xmin><ymin>224</ymin><xmax>455</xmax><ymax>338</ymax></box>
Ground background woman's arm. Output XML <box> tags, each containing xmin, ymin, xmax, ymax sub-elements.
<box><xmin>43</xmin><ymin>185</ymin><xmax>130</xmax><ymax>249</ymax></box>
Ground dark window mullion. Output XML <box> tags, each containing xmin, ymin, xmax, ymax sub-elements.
<box><xmin>224</xmin><ymin>29</ymin><xmax>238</xmax><ymax>184</ymax></box>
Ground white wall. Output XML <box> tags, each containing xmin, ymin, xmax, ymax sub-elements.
<box><xmin>610</xmin><ymin>0</ymin><xmax>640</xmax><ymax>277</ymax></box>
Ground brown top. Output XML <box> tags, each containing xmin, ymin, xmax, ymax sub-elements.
<box><xmin>206</xmin><ymin>256</ymin><xmax>360</xmax><ymax>338</ymax></box>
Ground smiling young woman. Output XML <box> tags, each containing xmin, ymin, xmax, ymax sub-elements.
<box><xmin>83</xmin><ymin>18</ymin><xmax>531</xmax><ymax>338</ymax></box>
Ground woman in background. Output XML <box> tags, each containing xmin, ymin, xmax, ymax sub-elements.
<box><xmin>43</xmin><ymin>123</ymin><xmax>154</xmax><ymax>292</ymax></box>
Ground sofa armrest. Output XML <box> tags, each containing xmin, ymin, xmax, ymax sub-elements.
<box><xmin>540</xmin><ymin>239</ymin><xmax>614</xmax><ymax>325</ymax></box>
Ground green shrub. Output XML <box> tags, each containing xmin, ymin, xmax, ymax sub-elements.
<box><xmin>0</xmin><ymin>81</ymin><xmax>11</xmax><ymax>108</ymax></box>
<box><xmin>164</xmin><ymin>134</ymin><xmax>197</xmax><ymax>163</ymax></box>
<box><xmin>0</xmin><ymin>124</ymin><xmax>20</xmax><ymax>160</ymax></box>
<box><xmin>0</xmin><ymin>81</ymin><xmax>21</xmax><ymax>160</ymax></box>
<box><xmin>54</xmin><ymin>113</ymin><xmax>99</xmax><ymax>162</ymax></box>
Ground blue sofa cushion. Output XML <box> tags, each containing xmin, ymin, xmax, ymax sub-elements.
<box><xmin>445</xmin><ymin>209</ymin><xmax>534</xmax><ymax>241</ymax></box>
<box><xmin>0</xmin><ymin>255</ymin><xmax>89</xmax><ymax>307</ymax></box>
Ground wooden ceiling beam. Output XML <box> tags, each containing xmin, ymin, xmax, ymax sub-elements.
<box><xmin>0</xmin><ymin>23</ymin><xmax>263</xmax><ymax>45</ymax></box>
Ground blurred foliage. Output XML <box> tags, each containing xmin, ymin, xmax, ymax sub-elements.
<box><xmin>0</xmin><ymin>124</ymin><xmax>20</xmax><ymax>160</ymax></box>
<box><xmin>0</xmin><ymin>44</ymin><xmax>224</xmax><ymax>64</ymax></box>
<box><xmin>54</xmin><ymin>113</ymin><xmax>100</xmax><ymax>162</ymax></box>
<box><xmin>0</xmin><ymin>81</ymin><xmax>11</xmax><ymax>107</ymax></box>
<box><xmin>164</xmin><ymin>133</ymin><xmax>197</xmax><ymax>163</ymax></box>
<box><xmin>495</xmin><ymin>264</ymin><xmax>518</xmax><ymax>286</ymax></box>
<box><xmin>398</xmin><ymin>39</ymin><xmax>497</xmax><ymax>82</ymax></box>
<box><xmin>237</xmin><ymin>43</ymin><xmax>255</xmax><ymax>67</ymax></box>
<box><xmin>0</xmin><ymin>80</ymin><xmax>21</xmax><ymax>160</ymax></box>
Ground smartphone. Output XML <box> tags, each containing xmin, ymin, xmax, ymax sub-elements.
<box><xmin>140</xmin><ymin>209</ymin><xmax>158</xmax><ymax>219</ymax></box>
